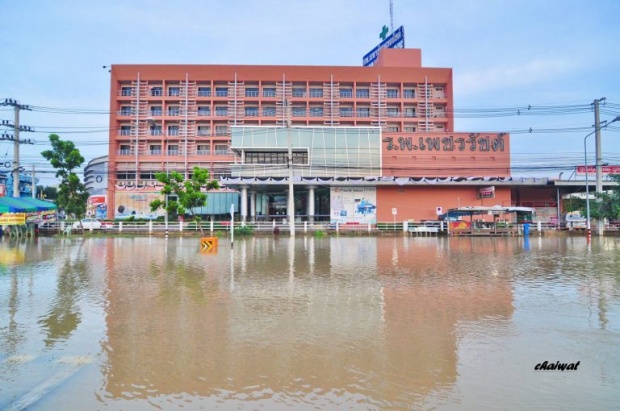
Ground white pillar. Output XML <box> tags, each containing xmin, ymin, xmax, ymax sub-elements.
<box><xmin>307</xmin><ymin>186</ymin><xmax>315</xmax><ymax>224</ymax></box>
<box><xmin>250</xmin><ymin>190</ymin><xmax>256</xmax><ymax>222</ymax></box>
<box><xmin>240</xmin><ymin>186</ymin><xmax>248</xmax><ymax>223</ymax></box>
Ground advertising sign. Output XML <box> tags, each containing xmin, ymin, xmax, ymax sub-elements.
<box><xmin>478</xmin><ymin>186</ymin><xmax>495</xmax><ymax>199</ymax></box>
<box><xmin>87</xmin><ymin>195</ymin><xmax>108</xmax><ymax>219</ymax></box>
<box><xmin>362</xmin><ymin>26</ymin><xmax>405</xmax><ymax>66</ymax></box>
<box><xmin>330</xmin><ymin>187</ymin><xmax>377</xmax><ymax>224</ymax></box>
<box><xmin>576</xmin><ymin>165</ymin><xmax>620</xmax><ymax>175</ymax></box>
<box><xmin>0</xmin><ymin>212</ymin><xmax>26</xmax><ymax>225</ymax></box>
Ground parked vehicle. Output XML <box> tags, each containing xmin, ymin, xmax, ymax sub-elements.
<box><xmin>72</xmin><ymin>218</ymin><xmax>113</xmax><ymax>230</ymax></box>
<box><xmin>562</xmin><ymin>211</ymin><xmax>587</xmax><ymax>230</ymax></box>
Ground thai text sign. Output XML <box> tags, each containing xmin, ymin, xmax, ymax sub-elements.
<box><xmin>478</xmin><ymin>186</ymin><xmax>495</xmax><ymax>199</ymax></box>
<box><xmin>363</xmin><ymin>26</ymin><xmax>405</xmax><ymax>66</ymax></box>
<box><xmin>0</xmin><ymin>212</ymin><xmax>26</xmax><ymax>225</ymax></box>
<box><xmin>576</xmin><ymin>165</ymin><xmax>620</xmax><ymax>175</ymax></box>
<box><xmin>383</xmin><ymin>133</ymin><xmax>506</xmax><ymax>153</ymax></box>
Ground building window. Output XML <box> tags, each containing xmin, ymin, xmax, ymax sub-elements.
<box><xmin>197</xmin><ymin>144</ymin><xmax>210</xmax><ymax>155</ymax></box>
<box><xmin>215</xmin><ymin>87</ymin><xmax>228</xmax><ymax>97</ymax></box>
<box><xmin>150</xmin><ymin>125</ymin><xmax>163</xmax><ymax>136</ymax></box>
<box><xmin>117</xmin><ymin>172</ymin><xmax>135</xmax><ymax>180</ymax></box>
<box><xmin>119</xmin><ymin>144</ymin><xmax>131</xmax><ymax>155</ymax></box>
<box><xmin>121</xmin><ymin>86</ymin><xmax>133</xmax><ymax>96</ymax></box>
<box><xmin>150</xmin><ymin>106</ymin><xmax>162</xmax><ymax>116</ymax></box>
<box><xmin>151</xmin><ymin>87</ymin><xmax>163</xmax><ymax>97</ymax></box>
<box><xmin>245</xmin><ymin>88</ymin><xmax>259</xmax><ymax>97</ymax></box>
<box><xmin>215</xmin><ymin>126</ymin><xmax>228</xmax><ymax>136</ymax></box>
<box><xmin>168</xmin><ymin>87</ymin><xmax>181</xmax><ymax>97</ymax></box>
<box><xmin>356</xmin><ymin>108</ymin><xmax>370</xmax><ymax>117</ymax></box>
<box><xmin>292</xmin><ymin>88</ymin><xmax>306</xmax><ymax>98</ymax></box>
<box><xmin>404</xmin><ymin>125</ymin><xmax>416</xmax><ymax>132</ymax></box>
<box><xmin>149</xmin><ymin>144</ymin><xmax>162</xmax><ymax>155</ymax></box>
<box><xmin>386</xmin><ymin>126</ymin><xmax>399</xmax><ymax>132</ymax></box>
<box><xmin>309</xmin><ymin>107</ymin><xmax>323</xmax><ymax>117</ymax></box>
<box><xmin>197</xmin><ymin>106</ymin><xmax>210</xmax><ymax>116</ymax></box>
<box><xmin>340</xmin><ymin>89</ymin><xmax>353</xmax><ymax>98</ymax></box>
<box><xmin>167</xmin><ymin>125</ymin><xmax>179</xmax><ymax>136</ymax></box>
<box><xmin>386</xmin><ymin>108</ymin><xmax>400</xmax><ymax>117</ymax></box>
<box><xmin>245</xmin><ymin>151</ymin><xmax>307</xmax><ymax>164</ymax></box>
<box><xmin>197</xmin><ymin>126</ymin><xmax>210</xmax><ymax>136</ymax></box>
<box><xmin>263</xmin><ymin>88</ymin><xmax>276</xmax><ymax>97</ymax></box>
<box><xmin>387</xmin><ymin>89</ymin><xmax>399</xmax><ymax>98</ymax></box>
<box><xmin>292</xmin><ymin>106</ymin><xmax>306</xmax><ymax>117</ymax></box>
<box><xmin>215</xmin><ymin>106</ymin><xmax>228</xmax><ymax>116</ymax></box>
<box><xmin>119</xmin><ymin>106</ymin><xmax>133</xmax><ymax>116</ymax></box>
<box><xmin>340</xmin><ymin>107</ymin><xmax>353</xmax><ymax>117</ymax></box>
<box><xmin>404</xmin><ymin>108</ymin><xmax>416</xmax><ymax>118</ymax></box>
<box><xmin>309</xmin><ymin>88</ymin><xmax>323</xmax><ymax>98</ymax></box>
<box><xmin>356</xmin><ymin>89</ymin><xmax>370</xmax><ymax>98</ymax></box>
<box><xmin>214</xmin><ymin>144</ymin><xmax>229</xmax><ymax>154</ymax></box>
<box><xmin>245</xmin><ymin>107</ymin><xmax>259</xmax><ymax>117</ymax></box>
<box><xmin>120</xmin><ymin>126</ymin><xmax>132</xmax><ymax>136</ymax></box>
<box><xmin>197</xmin><ymin>87</ymin><xmax>211</xmax><ymax>97</ymax></box>
<box><xmin>263</xmin><ymin>106</ymin><xmax>276</xmax><ymax>116</ymax></box>
<box><xmin>168</xmin><ymin>106</ymin><xmax>180</xmax><ymax>116</ymax></box>
<box><xmin>404</xmin><ymin>89</ymin><xmax>415</xmax><ymax>98</ymax></box>
<box><xmin>168</xmin><ymin>144</ymin><xmax>179</xmax><ymax>155</ymax></box>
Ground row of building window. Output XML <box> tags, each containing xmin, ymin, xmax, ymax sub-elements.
<box><xmin>121</xmin><ymin>106</ymin><xmax>444</xmax><ymax>118</ymax></box>
<box><xmin>120</xmin><ymin>86</ymin><xmax>444</xmax><ymax>99</ymax></box>
<box><xmin>245</xmin><ymin>151</ymin><xmax>308</xmax><ymax>165</ymax></box>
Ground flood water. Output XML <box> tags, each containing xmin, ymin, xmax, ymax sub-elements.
<box><xmin>1</xmin><ymin>235</ymin><xmax>619</xmax><ymax>410</ymax></box>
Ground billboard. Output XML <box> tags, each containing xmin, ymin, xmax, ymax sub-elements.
<box><xmin>362</xmin><ymin>26</ymin><xmax>405</xmax><ymax>67</ymax></box>
<box><xmin>576</xmin><ymin>165</ymin><xmax>620</xmax><ymax>175</ymax></box>
<box><xmin>330</xmin><ymin>187</ymin><xmax>377</xmax><ymax>224</ymax></box>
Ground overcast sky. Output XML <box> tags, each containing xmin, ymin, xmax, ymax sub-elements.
<box><xmin>1</xmin><ymin>0</ymin><xmax>619</xmax><ymax>184</ymax></box>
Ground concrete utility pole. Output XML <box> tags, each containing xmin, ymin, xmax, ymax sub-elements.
<box><xmin>0</xmin><ymin>99</ymin><xmax>34</xmax><ymax>197</ymax></box>
<box><xmin>594</xmin><ymin>97</ymin><xmax>605</xmax><ymax>236</ymax></box>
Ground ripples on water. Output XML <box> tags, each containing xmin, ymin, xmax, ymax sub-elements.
<box><xmin>0</xmin><ymin>235</ymin><xmax>619</xmax><ymax>410</ymax></box>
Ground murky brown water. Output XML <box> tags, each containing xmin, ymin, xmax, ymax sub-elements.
<box><xmin>1</xmin><ymin>235</ymin><xmax>619</xmax><ymax>410</ymax></box>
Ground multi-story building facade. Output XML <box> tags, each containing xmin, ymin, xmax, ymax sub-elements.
<box><xmin>107</xmin><ymin>48</ymin><xmax>547</xmax><ymax>222</ymax></box>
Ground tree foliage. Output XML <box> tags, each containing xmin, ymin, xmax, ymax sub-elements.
<box><xmin>589</xmin><ymin>174</ymin><xmax>620</xmax><ymax>221</ymax></box>
<box><xmin>41</xmin><ymin>134</ymin><xmax>84</xmax><ymax>179</ymax></box>
<box><xmin>41</xmin><ymin>134</ymin><xmax>89</xmax><ymax>220</ymax></box>
<box><xmin>150</xmin><ymin>166</ymin><xmax>220</xmax><ymax>233</ymax></box>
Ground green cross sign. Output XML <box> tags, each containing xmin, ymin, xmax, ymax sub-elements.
<box><xmin>380</xmin><ymin>25</ymin><xmax>389</xmax><ymax>40</ymax></box>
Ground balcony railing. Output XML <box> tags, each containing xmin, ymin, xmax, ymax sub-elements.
<box><xmin>148</xmin><ymin>150</ymin><xmax>162</xmax><ymax>155</ymax></box>
<box><xmin>197</xmin><ymin>149</ymin><xmax>211</xmax><ymax>155</ymax></box>
<box><xmin>118</xmin><ymin>149</ymin><xmax>132</xmax><ymax>156</ymax></box>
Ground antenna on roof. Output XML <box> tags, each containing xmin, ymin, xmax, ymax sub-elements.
<box><xmin>390</xmin><ymin>0</ymin><xmax>394</xmax><ymax>32</ymax></box>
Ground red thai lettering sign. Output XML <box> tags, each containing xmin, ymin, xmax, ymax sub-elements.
<box><xmin>576</xmin><ymin>165</ymin><xmax>620</xmax><ymax>174</ymax></box>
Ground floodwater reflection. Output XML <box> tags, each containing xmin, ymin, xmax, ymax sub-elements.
<box><xmin>1</xmin><ymin>236</ymin><xmax>619</xmax><ymax>410</ymax></box>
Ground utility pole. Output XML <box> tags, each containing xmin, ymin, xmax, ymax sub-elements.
<box><xmin>594</xmin><ymin>98</ymin><xmax>605</xmax><ymax>195</ymax></box>
<box><xmin>594</xmin><ymin>97</ymin><xmax>605</xmax><ymax>236</ymax></box>
<box><xmin>0</xmin><ymin>99</ymin><xmax>35</xmax><ymax>197</ymax></box>
<box><xmin>32</xmin><ymin>165</ymin><xmax>36</xmax><ymax>198</ymax></box>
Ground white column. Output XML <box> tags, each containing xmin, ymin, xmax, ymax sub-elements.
<box><xmin>250</xmin><ymin>190</ymin><xmax>256</xmax><ymax>221</ymax></box>
<box><xmin>240</xmin><ymin>186</ymin><xmax>248</xmax><ymax>223</ymax></box>
<box><xmin>307</xmin><ymin>186</ymin><xmax>315</xmax><ymax>224</ymax></box>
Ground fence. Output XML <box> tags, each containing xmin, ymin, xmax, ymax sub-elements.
<box><xmin>36</xmin><ymin>219</ymin><xmax>620</xmax><ymax>236</ymax></box>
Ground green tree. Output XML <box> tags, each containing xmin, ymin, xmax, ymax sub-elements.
<box><xmin>37</xmin><ymin>185</ymin><xmax>58</xmax><ymax>201</ymax></box>
<box><xmin>149</xmin><ymin>166</ymin><xmax>220</xmax><ymax>234</ymax></box>
<box><xmin>589</xmin><ymin>174</ymin><xmax>620</xmax><ymax>221</ymax></box>
<box><xmin>41</xmin><ymin>134</ymin><xmax>89</xmax><ymax>223</ymax></box>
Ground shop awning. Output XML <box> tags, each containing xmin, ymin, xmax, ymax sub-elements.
<box><xmin>0</xmin><ymin>197</ymin><xmax>56</xmax><ymax>213</ymax></box>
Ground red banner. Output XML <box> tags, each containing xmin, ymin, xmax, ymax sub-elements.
<box><xmin>576</xmin><ymin>165</ymin><xmax>620</xmax><ymax>174</ymax></box>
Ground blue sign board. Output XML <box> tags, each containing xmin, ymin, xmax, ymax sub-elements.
<box><xmin>362</xmin><ymin>26</ymin><xmax>405</xmax><ymax>67</ymax></box>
